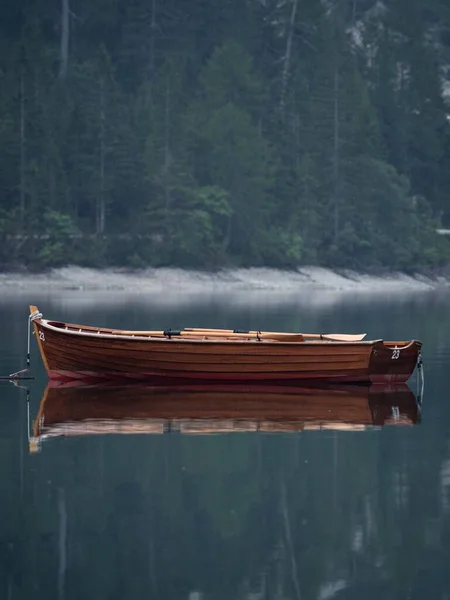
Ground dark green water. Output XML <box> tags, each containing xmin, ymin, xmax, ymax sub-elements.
<box><xmin>1</xmin><ymin>289</ymin><xmax>450</xmax><ymax>599</ymax></box>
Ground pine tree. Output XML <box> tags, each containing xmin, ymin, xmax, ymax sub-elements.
<box><xmin>184</xmin><ymin>42</ymin><xmax>273</xmax><ymax>262</ymax></box>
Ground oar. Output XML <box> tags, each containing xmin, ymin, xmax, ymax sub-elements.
<box><xmin>95</xmin><ymin>327</ymin><xmax>363</xmax><ymax>342</ymax></box>
<box><xmin>111</xmin><ymin>329</ymin><xmax>304</xmax><ymax>342</ymax></box>
<box><xmin>63</xmin><ymin>326</ymin><xmax>301</xmax><ymax>342</ymax></box>
<box><xmin>55</xmin><ymin>324</ymin><xmax>364</xmax><ymax>343</ymax></box>
<box><xmin>183</xmin><ymin>328</ymin><xmax>366</xmax><ymax>342</ymax></box>
<box><xmin>179</xmin><ymin>330</ymin><xmax>304</xmax><ymax>342</ymax></box>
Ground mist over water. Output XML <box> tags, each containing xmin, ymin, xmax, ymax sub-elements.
<box><xmin>1</xmin><ymin>287</ymin><xmax>450</xmax><ymax>599</ymax></box>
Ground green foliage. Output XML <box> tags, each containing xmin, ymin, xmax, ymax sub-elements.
<box><xmin>198</xmin><ymin>41</ymin><xmax>264</xmax><ymax>116</ymax></box>
<box><xmin>0</xmin><ymin>0</ymin><xmax>449</xmax><ymax>271</ymax></box>
<box><xmin>35</xmin><ymin>209</ymin><xmax>80</xmax><ymax>268</ymax></box>
<box><xmin>171</xmin><ymin>185</ymin><xmax>233</xmax><ymax>266</ymax></box>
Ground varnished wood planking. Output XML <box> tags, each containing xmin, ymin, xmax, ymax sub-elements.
<box><xmin>39</xmin><ymin>339</ymin><xmax>371</xmax><ymax>374</ymax></box>
<box><xmin>44</xmin><ymin>353</ymin><xmax>371</xmax><ymax>376</ymax></box>
<box><xmin>31</xmin><ymin>312</ymin><xmax>422</xmax><ymax>383</ymax></box>
<box><xmin>369</xmin><ymin>341</ymin><xmax>421</xmax><ymax>380</ymax></box>
<box><xmin>46</xmin><ymin>358</ymin><xmax>369</xmax><ymax>375</ymax></box>
<box><xmin>40</xmin><ymin>338</ymin><xmax>372</xmax><ymax>369</ymax></box>
<box><xmin>41</xmin><ymin>336</ymin><xmax>373</xmax><ymax>364</ymax></box>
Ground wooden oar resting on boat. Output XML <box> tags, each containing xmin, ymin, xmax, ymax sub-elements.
<box><xmin>182</xmin><ymin>328</ymin><xmax>366</xmax><ymax>342</ymax></box>
<box><xmin>30</xmin><ymin>382</ymin><xmax>421</xmax><ymax>452</ymax></box>
<box><xmin>29</xmin><ymin>305</ymin><xmax>422</xmax><ymax>385</ymax></box>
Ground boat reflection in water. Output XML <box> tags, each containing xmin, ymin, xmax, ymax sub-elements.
<box><xmin>30</xmin><ymin>382</ymin><xmax>421</xmax><ymax>452</ymax></box>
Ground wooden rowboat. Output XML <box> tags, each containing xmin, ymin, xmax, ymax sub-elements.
<box><xmin>29</xmin><ymin>305</ymin><xmax>422</xmax><ymax>385</ymax></box>
<box><xmin>30</xmin><ymin>383</ymin><xmax>421</xmax><ymax>451</ymax></box>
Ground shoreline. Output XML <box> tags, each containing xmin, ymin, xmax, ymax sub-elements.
<box><xmin>0</xmin><ymin>265</ymin><xmax>448</xmax><ymax>294</ymax></box>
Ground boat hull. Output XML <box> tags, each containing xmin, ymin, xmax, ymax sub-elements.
<box><xmin>31</xmin><ymin>316</ymin><xmax>422</xmax><ymax>385</ymax></box>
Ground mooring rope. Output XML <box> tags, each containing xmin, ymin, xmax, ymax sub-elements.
<box><xmin>416</xmin><ymin>353</ymin><xmax>424</xmax><ymax>404</ymax></box>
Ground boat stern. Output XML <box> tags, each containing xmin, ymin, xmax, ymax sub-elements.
<box><xmin>369</xmin><ymin>340</ymin><xmax>422</xmax><ymax>384</ymax></box>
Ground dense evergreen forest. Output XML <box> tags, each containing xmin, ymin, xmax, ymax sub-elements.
<box><xmin>1</xmin><ymin>0</ymin><xmax>450</xmax><ymax>270</ymax></box>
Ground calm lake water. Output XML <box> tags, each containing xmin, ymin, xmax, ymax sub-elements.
<box><xmin>1</xmin><ymin>288</ymin><xmax>450</xmax><ymax>599</ymax></box>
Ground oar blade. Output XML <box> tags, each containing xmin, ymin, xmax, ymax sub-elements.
<box><xmin>320</xmin><ymin>333</ymin><xmax>367</xmax><ymax>342</ymax></box>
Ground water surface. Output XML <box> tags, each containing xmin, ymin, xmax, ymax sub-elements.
<box><xmin>0</xmin><ymin>289</ymin><xmax>449</xmax><ymax>599</ymax></box>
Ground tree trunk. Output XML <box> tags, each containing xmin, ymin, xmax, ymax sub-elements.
<box><xmin>333</xmin><ymin>66</ymin><xmax>340</xmax><ymax>244</ymax></box>
<box><xmin>163</xmin><ymin>80</ymin><xmax>171</xmax><ymax>210</ymax></box>
<box><xmin>59</xmin><ymin>0</ymin><xmax>70</xmax><ymax>79</ymax></box>
<box><xmin>97</xmin><ymin>78</ymin><xmax>106</xmax><ymax>234</ymax></box>
<box><xmin>49</xmin><ymin>164</ymin><xmax>56</xmax><ymax>208</ymax></box>
<box><xmin>279</xmin><ymin>0</ymin><xmax>299</xmax><ymax>118</ymax></box>
<box><xmin>20</xmin><ymin>72</ymin><xmax>26</xmax><ymax>225</ymax></box>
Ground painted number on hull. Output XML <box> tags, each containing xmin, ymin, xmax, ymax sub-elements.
<box><xmin>39</xmin><ymin>331</ymin><xmax>45</xmax><ymax>342</ymax></box>
<box><xmin>391</xmin><ymin>349</ymin><xmax>400</xmax><ymax>360</ymax></box>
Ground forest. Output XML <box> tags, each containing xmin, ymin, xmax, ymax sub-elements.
<box><xmin>1</xmin><ymin>0</ymin><xmax>450</xmax><ymax>271</ymax></box>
